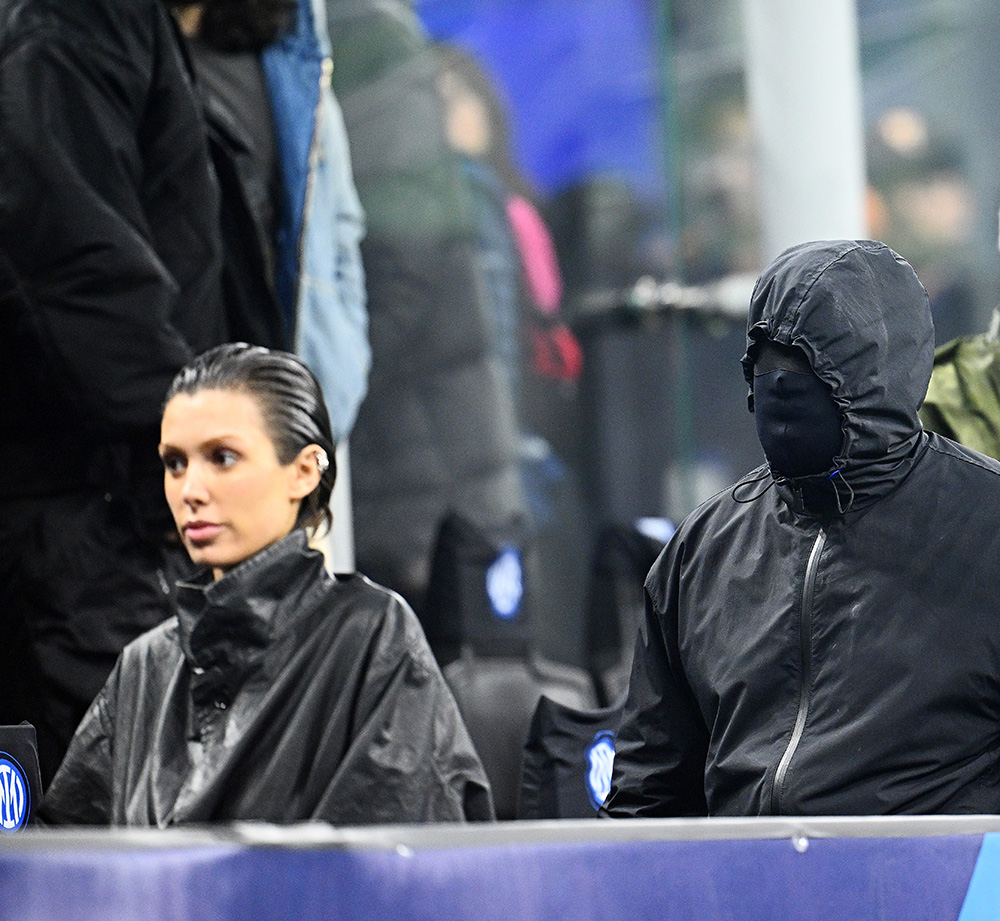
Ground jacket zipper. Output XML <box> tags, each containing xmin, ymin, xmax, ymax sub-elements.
<box><xmin>769</xmin><ymin>528</ymin><xmax>826</xmax><ymax>815</ymax></box>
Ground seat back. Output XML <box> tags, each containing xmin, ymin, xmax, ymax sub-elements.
<box><xmin>0</xmin><ymin>722</ymin><xmax>42</xmax><ymax>831</ymax></box>
<box><xmin>424</xmin><ymin>512</ymin><xmax>597</xmax><ymax>819</ymax></box>
<box><xmin>444</xmin><ymin>654</ymin><xmax>595</xmax><ymax>820</ymax></box>
<box><xmin>583</xmin><ymin>519</ymin><xmax>671</xmax><ymax>706</ymax></box>
<box><xmin>517</xmin><ymin>695</ymin><xmax>624</xmax><ymax>819</ymax></box>
<box><xmin>423</xmin><ymin>512</ymin><xmax>532</xmax><ymax>665</ymax></box>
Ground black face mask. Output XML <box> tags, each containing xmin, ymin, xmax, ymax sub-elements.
<box><xmin>753</xmin><ymin>341</ymin><xmax>842</xmax><ymax>478</ymax></box>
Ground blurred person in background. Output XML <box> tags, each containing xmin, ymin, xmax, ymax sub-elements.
<box><xmin>866</xmin><ymin>107</ymin><xmax>977</xmax><ymax>347</ymax></box>
<box><xmin>919</xmin><ymin>201</ymin><xmax>1000</xmax><ymax>461</ymax></box>
<box><xmin>322</xmin><ymin>0</ymin><xmax>527</xmax><ymax>616</ymax></box>
<box><xmin>432</xmin><ymin>41</ymin><xmax>589</xmax><ymax>637</ymax></box>
<box><xmin>432</xmin><ymin>42</ymin><xmax>583</xmax><ymax>423</ymax></box>
<box><xmin>920</xmin><ymin>306</ymin><xmax>1000</xmax><ymax>460</ymax></box>
<box><xmin>170</xmin><ymin>0</ymin><xmax>369</xmax><ymax>447</ymax></box>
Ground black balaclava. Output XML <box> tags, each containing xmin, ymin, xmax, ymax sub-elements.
<box><xmin>752</xmin><ymin>340</ymin><xmax>842</xmax><ymax>478</ymax></box>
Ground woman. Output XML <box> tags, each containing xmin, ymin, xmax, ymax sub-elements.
<box><xmin>40</xmin><ymin>344</ymin><xmax>493</xmax><ymax>826</ymax></box>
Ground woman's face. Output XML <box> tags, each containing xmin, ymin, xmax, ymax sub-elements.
<box><xmin>159</xmin><ymin>388</ymin><xmax>318</xmax><ymax>579</ymax></box>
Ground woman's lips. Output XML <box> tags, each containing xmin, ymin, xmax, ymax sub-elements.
<box><xmin>184</xmin><ymin>522</ymin><xmax>222</xmax><ymax>544</ymax></box>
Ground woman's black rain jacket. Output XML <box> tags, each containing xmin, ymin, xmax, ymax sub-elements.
<box><xmin>40</xmin><ymin>532</ymin><xmax>494</xmax><ymax>826</ymax></box>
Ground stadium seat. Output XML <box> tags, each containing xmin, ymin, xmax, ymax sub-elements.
<box><xmin>517</xmin><ymin>694</ymin><xmax>624</xmax><ymax>819</ymax></box>
<box><xmin>423</xmin><ymin>512</ymin><xmax>597</xmax><ymax>819</ymax></box>
<box><xmin>582</xmin><ymin>519</ymin><xmax>671</xmax><ymax>707</ymax></box>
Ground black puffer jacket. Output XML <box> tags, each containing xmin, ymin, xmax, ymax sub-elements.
<box><xmin>606</xmin><ymin>240</ymin><xmax>1000</xmax><ymax>817</ymax></box>
<box><xmin>0</xmin><ymin>0</ymin><xmax>226</xmax><ymax>508</ymax></box>
<box><xmin>324</xmin><ymin>0</ymin><xmax>525</xmax><ymax>611</ymax></box>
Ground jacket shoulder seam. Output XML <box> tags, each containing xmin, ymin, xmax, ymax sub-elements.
<box><xmin>924</xmin><ymin>437</ymin><xmax>1000</xmax><ymax>476</ymax></box>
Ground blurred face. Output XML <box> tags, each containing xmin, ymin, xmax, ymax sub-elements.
<box><xmin>159</xmin><ymin>388</ymin><xmax>319</xmax><ymax>579</ymax></box>
<box><xmin>438</xmin><ymin>72</ymin><xmax>490</xmax><ymax>157</ymax></box>
<box><xmin>167</xmin><ymin>3</ymin><xmax>204</xmax><ymax>37</ymax></box>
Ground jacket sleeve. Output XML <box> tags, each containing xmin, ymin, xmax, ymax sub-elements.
<box><xmin>603</xmin><ymin>540</ymin><xmax>710</xmax><ymax>817</ymax></box>
<box><xmin>0</xmin><ymin>7</ymin><xmax>219</xmax><ymax>434</ymax></box>
<box><xmin>312</xmin><ymin>597</ymin><xmax>494</xmax><ymax>824</ymax></box>
<box><xmin>37</xmin><ymin>662</ymin><xmax>119</xmax><ymax>826</ymax></box>
<box><xmin>261</xmin><ymin>0</ymin><xmax>370</xmax><ymax>443</ymax></box>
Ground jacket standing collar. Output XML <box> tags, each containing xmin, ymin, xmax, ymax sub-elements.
<box><xmin>175</xmin><ymin>530</ymin><xmax>326</xmax><ymax>708</ymax></box>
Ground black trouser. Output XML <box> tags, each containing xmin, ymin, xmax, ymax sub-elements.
<box><xmin>0</xmin><ymin>490</ymin><xmax>191</xmax><ymax>785</ymax></box>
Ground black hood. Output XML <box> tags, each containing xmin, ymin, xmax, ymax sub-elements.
<box><xmin>740</xmin><ymin>240</ymin><xmax>934</xmax><ymax>513</ymax></box>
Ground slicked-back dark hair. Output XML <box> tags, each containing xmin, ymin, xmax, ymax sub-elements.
<box><xmin>165</xmin><ymin>343</ymin><xmax>336</xmax><ymax>532</ymax></box>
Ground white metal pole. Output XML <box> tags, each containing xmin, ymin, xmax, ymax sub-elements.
<box><xmin>324</xmin><ymin>440</ymin><xmax>355</xmax><ymax>573</ymax></box>
<box><xmin>740</xmin><ymin>0</ymin><xmax>868</xmax><ymax>261</ymax></box>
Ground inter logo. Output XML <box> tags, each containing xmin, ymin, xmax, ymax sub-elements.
<box><xmin>0</xmin><ymin>754</ymin><xmax>29</xmax><ymax>832</ymax></box>
<box><xmin>486</xmin><ymin>547</ymin><xmax>523</xmax><ymax>620</ymax></box>
<box><xmin>585</xmin><ymin>730</ymin><xmax>616</xmax><ymax>811</ymax></box>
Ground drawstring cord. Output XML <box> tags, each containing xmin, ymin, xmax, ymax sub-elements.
<box><xmin>732</xmin><ymin>467</ymin><xmax>776</xmax><ymax>504</ymax></box>
<box><xmin>827</xmin><ymin>468</ymin><xmax>855</xmax><ymax>515</ymax></box>
<box><xmin>732</xmin><ymin>465</ymin><xmax>856</xmax><ymax>514</ymax></box>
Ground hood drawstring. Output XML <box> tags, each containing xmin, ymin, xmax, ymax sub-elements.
<box><xmin>828</xmin><ymin>468</ymin><xmax>855</xmax><ymax>515</ymax></box>
<box><xmin>732</xmin><ymin>467</ymin><xmax>776</xmax><ymax>504</ymax></box>
<box><xmin>732</xmin><ymin>466</ymin><xmax>857</xmax><ymax>515</ymax></box>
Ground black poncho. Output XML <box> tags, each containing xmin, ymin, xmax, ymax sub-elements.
<box><xmin>40</xmin><ymin>532</ymin><xmax>493</xmax><ymax>825</ymax></box>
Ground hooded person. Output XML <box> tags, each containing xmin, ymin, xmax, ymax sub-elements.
<box><xmin>603</xmin><ymin>239</ymin><xmax>1000</xmax><ymax>818</ymax></box>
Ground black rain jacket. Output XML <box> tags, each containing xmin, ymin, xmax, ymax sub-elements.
<box><xmin>606</xmin><ymin>240</ymin><xmax>1000</xmax><ymax>817</ymax></box>
<box><xmin>39</xmin><ymin>531</ymin><xmax>494</xmax><ymax>825</ymax></box>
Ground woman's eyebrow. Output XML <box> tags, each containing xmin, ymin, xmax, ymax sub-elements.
<box><xmin>199</xmin><ymin>435</ymin><xmax>246</xmax><ymax>450</ymax></box>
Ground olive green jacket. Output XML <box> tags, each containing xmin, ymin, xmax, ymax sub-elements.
<box><xmin>920</xmin><ymin>324</ymin><xmax>1000</xmax><ymax>461</ymax></box>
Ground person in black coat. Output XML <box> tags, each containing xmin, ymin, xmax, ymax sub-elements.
<box><xmin>0</xmin><ymin>0</ymin><xmax>234</xmax><ymax>783</ymax></box>
<box><xmin>323</xmin><ymin>0</ymin><xmax>527</xmax><ymax>615</ymax></box>
<box><xmin>605</xmin><ymin>240</ymin><xmax>1000</xmax><ymax>817</ymax></box>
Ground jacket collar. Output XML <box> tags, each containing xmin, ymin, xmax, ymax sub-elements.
<box><xmin>175</xmin><ymin>530</ymin><xmax>325</xmax><ymax>709</ymax></box>
<box><xmin>771</xmin><ymin>430</ymin><xmax>927</xmax><ymax>519</ymax></box>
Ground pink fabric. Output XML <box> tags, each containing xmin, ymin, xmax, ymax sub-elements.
<box><xmin>530</xmin><ymin>323</ymin><xmax>583</xmax><ymax>382</ymax></box>
<box><xmin>506</xmin><ymin>194</ymin><xmax>562</xmax><ymax>315</ymax></box>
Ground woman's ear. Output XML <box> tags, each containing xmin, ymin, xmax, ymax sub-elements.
<box><xmin>287</xmin><ymin>444</ymin><xmax>325</xmax><ymax>501</ymax></box>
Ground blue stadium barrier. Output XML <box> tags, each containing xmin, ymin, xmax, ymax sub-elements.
<box><xmin>3</xmin><ymin>816</ymin><xmax>1000</xmax><ymax>921</ymax></box>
